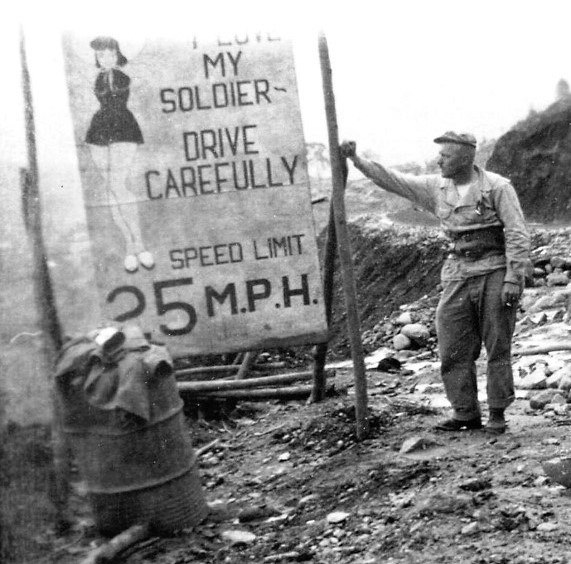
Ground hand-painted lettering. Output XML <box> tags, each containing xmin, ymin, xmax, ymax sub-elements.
<box><xmin>145</xmin><ymin>155</ymin><xmax>299</xmax><ymax>198</ymax></box>
<box><xmin>253</xmin><ymin>234</ymin><xmax>305</xmax><ymax>260</ymax></box>
<box><xmin>203</xmin><ymin>51</ymin><xmax>242</xmax><ymax>79</ymax></box>
<box><xmin>205</xmin><ymin>283</ymin><xmax>238</xmax><ymax>316</ymax></box>
<box><xmin>170</xmin><ymin>243</ymin><xmax>243</xmax><ymax>268</ymax></box>
<box><xmin>159</xmin><ymin>80</ymin><xmax>272</xmax><ymax>113</ymax></box>
<box><xmin>282</xmin><ymin>274</ymin><xmax>310</xmax><ymax>307</ymax></box>
<box><xmin>183</xmin><ymin>126</ymin><xmax>258</xmax><ymax>161</ymax></box>
<box><xmin>246</xmin><ymin>279</ymin><xmax>271</xmax><ymax>312</ymax></box>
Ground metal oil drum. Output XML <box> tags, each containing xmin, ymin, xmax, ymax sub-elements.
<box><xmin>58</xmin><ymin>340</ymin><xmax>208</xmax><ymax>536</ymax></box>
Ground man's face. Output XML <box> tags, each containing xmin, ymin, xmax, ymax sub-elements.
<box><xmin>437</xmin><ymin>143</ymin><xmax>470</xmax><ymax>178</ymax></box>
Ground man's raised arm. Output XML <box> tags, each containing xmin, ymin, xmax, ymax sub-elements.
<box><xmin>339</xmin><ymin>140</ymin><xmax>439</xmax><ymax>215</ymax></box>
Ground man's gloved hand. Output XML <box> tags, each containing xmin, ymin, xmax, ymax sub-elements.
<box><xmin>339</xmin><ymin>140</ymin><xmax>357</xmax><ymax>159</ymax></box>
<box><xmin>502</xmin><ymin>281</ymin><xmax>522</xmax><ymax>308</ymax></box>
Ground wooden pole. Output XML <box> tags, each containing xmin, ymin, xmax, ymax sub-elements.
<box><xmin>318</xmin><ymin>32</ymin><xmax>369</xmax><ymax>439</ymax></box>
<box><xmin>19</xmin><ymin>29</ymin><xmax>69</xmax><ymax>529</ymax></box>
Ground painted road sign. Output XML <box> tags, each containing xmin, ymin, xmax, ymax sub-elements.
<box><xmin>62</xmin><ymin>32</ymin><xmax>327</xmax><ymax>355</ymax></box>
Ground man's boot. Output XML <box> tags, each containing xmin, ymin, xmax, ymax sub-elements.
<box><xmin>434</xmin><ymin>415</ymin><xmax>482</xmax><ymax>431</ymax></box>
<box><xmin>485</xmin><ymin>408</ymin><xmax>506</xmax><ymax>434</ymax></box>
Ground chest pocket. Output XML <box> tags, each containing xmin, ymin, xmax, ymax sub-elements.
<box><xmin>436</xmin><ymin>200</ymin><xmax>453</xmax><ymax>220</ymax></box>
<box><xmin>437</xmin><ymin>185</ymin><xmax>498</xmax><ymax>227</ymax></box>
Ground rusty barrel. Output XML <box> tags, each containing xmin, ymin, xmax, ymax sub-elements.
<box><xmin>60</xmin><ymin>351</ymin><xmax>208</xmax><ymax>536</ymax></box>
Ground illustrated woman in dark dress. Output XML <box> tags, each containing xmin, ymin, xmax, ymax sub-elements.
<box><xmin>86</xmin><ymin>36</ymin><xmax>154</xmax><ymax>273</ymax></box>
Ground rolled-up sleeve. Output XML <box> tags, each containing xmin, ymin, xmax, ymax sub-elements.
<box><xmin>491</xmin><ymin>182</ymin><xmax>531</xmax><ymax>285</ymax></box>
<box><xmin>352</xmin><ymin>157</ymin><xmax>440</xmax><ymax>214</ymax></box>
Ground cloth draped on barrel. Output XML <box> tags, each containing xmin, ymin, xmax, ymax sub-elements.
<box><xmin>54</xmin><ymin>325</ymin><xmax>207</xmax><ymax>535</ymax></box>
<box><xmin>55</xmin><ymin>325</ymin><xmax>174</xmax><ymax>424</ymax></box>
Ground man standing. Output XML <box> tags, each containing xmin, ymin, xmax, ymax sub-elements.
<box><xmin>340</xmin><ymin>132</ymin><xmax>530</xmax><ymax>434</ymax></box>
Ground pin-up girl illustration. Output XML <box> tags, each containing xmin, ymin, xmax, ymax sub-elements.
<box><xmin>86</xmin><ymin>36</ymin><xmax>154</xmax><ymax>274</ymax></box>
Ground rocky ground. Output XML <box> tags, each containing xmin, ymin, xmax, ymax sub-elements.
<box><xmin>7</xmin><ymin>226</ymin><xmax>571</xmax><ymax>563</ymax></box>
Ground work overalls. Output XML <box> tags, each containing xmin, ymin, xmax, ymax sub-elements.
<box><xmin>435</xmin><ymin>175</ymin><xmax>517</xmax><ymax>420</ymax></box>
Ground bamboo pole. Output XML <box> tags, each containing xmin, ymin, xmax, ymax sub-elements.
<box><xmin>318</xmin><ymin>32</ymin><xmax>369</xmax><ymax>439</ymax></box>
<box><xmin>175</xmin><ymin>360</ymin><xmax>287</xmax><ymax>381</ymax></box>
<box><xmin>178</xmin><ymin>370</ymin><xmax>314</xmax><ymax>393</ymax></box>
<box><xmin>190</xmin><ymin>383</ymin><xmax>335</xmax><ymax>400</ymax></box>
<box><xmin>176</xmin><ymin>365</ymin><xmax>239</xmax><ymax>378</ymax></box>
<box><xmin>516</xmin><ymin>344</ymin><xmax>571</xmax><ymax>356</ymax></box>
<box><xmin>19</xmin><ymin>29</ymin><xmax>70</xmax><ymax>529</ymax></box>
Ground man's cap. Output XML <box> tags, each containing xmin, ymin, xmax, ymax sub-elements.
<box><xmin>433</xmin><ymin>131</ymin><xmax>477</xmax><ymax>148</ymax></box>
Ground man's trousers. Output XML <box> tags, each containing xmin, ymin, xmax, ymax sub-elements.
<box><xmin>435</xmin><ymin>268</ymin><xmax>517</xmax><ymax>420</ymax></box>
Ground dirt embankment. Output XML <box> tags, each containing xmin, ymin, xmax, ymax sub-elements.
<box><xmin>325</xmin><ymin>221</ymin><xmax>447</xmax><ymax>358</ymax></box>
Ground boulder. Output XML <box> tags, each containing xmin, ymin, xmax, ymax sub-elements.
<box><xmin>551</xmin><ymin>256</ymin><xmax>567</xmax><ymax>269</ymax></box>
<box><xmin>551</xmin><ymin>393</ymin><xmax>567</xmax><ymax>405</ymax></box>
<box><xmin>393</xmin><ymin>333</ymin><xmax>412</xmax><ymax>351</ymax></box>
<box><xmin>376</xmin><ymin>357</ymin><xmax>402</xmax><ymax>372</ymax></box>
<box><xmin>558</xmin><ymin>366</ymin><xmax>571</xmax><ymax>391</ymax></box>
<box><xmin>529</xmin><ymin>389</ymin><xmax>561</xmax><ymax>409</ymax></box>
<box><xmin>401</xmin><ymin>323</ymin><xmax>430</xmax><ymax>345</ymax></box>
<box><xmin>543</xmin><ymin>457</ymin><xmax>571</xmax><ymax>488</ymax></box>
<box><xmin>221</xmin><ymin>530</ymin><xmax>257</xmax><ymax>545</ymax></box>
<box><xmin>520</xmin><ymin>292</ymin><xmax>540</xmax><ymax>312</ymax></box>
<box><xmin>549</xmin><ymin>404</ymin><xmax>569</xmax><ymax>415</ymax></box>
<box><xmin>546</xmin><ymin>272</ymin><xmax>569</xmax><ymax>287</ymax></box>
<box><xmin>399</xmin><ymin>436</ymin><xmax>438</xmax><ymax>454</ymax></box>
<box><xmin>327</xmin><ymin>511</ymin><xmax>350</xmax><ymax>524</ymax></box>
<box><xmin>529</xmin><ymin>293</ymin><xmax>566</xmax><ymax>312</ymax></box>
<box><xmin>546</xmin><ymin>357</ymin><xmax>565</xmax><ymax>375</ymax></box>
<box><xmin>395</xmin><ymin>312</ymin><xmax>414</xmax><ymax>326</ymax></box>
<box><xmin>416</xmin><ymin>492</ymin><xmax>472</xmax><ymax>517</ymax></box>
<box><xmin>516</xmin><ymin>365</ymin><xmax>548</xmax><ymax>390</ymax></box>
<box><xmin>461</xmin><ymin>522</ymin><xmax>480</xmax><ymax>535</ymax></box>
<box><xmin>546</xmin><ymin>373</ymin><xmax>563</xmax><ymax>389</ymax></box>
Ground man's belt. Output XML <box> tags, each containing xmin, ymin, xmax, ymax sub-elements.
<box><xmin>448</xmin><ymin>226</ymin><xmax>505</xmax><ymax>260</ymax></box>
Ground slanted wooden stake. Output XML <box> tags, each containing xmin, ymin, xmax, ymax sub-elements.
<box><xmin>235</xmin><ymin>351</ymin><xmax>256</xmax><ymax>380</ymax></box>
<box><xmin>20</xmin><ymin>29</ymin><xmax>68</xmax><ymax>528</ymax></box>
<box><xmin>80</xmin><ymin>524</ymin><xmax>151</xmax><ymax>564</ymax></box>
<box><xmin>310</xmin><ymin>200</ymin><xmax>337</xmax><ymax>402</ymax></box>
<box><xmin>309</xmin><ymin>161</ymin><xmax>348</xmax><ymax>403</ymax></box>
<box><xmin>318</xmin><ymin>33</ymin><xmax>369</xmax><ymax>439</ymax></box>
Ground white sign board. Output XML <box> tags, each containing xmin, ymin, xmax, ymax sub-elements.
<box><xmin>61</xmin><ymin>32</ymin><xmax>327</xmax><ymax>355</ymax></box>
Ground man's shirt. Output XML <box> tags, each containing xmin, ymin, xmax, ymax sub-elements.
<box><xmin>352</xmin><ymin>157</ymin><xmax>531</xmax><ymax>284</ymax></box>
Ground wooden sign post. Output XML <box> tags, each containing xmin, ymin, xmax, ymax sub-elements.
<box><xmin>318</xmin><ymin>32</ymin><xmax>369</xmax><ymax>439</ymax></box>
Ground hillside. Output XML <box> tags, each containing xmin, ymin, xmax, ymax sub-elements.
<box><xmin>487</xmin><ymin>96</ymin><xmax>571</xmax><ymax>222</ymax></box>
